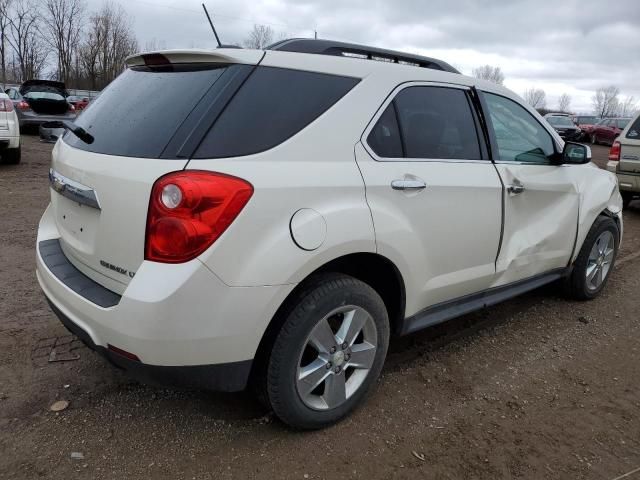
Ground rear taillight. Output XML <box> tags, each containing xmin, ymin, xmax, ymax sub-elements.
<box><xmin>609</xmin><ymin>141</ymin><xmax>621</xmax><ymax>162</ymax></box>
<box><xmin>16</xmin><ymin>100</ymin><xmax>30</xmax><ymax>111</ymax></box>
<box><xmin>0</xmin><ymin>99</ymin><xmax>14</xmax><ymax>112</ymax></box>
<box><xmin>145</xmin><ymin>171</ymin><xmax>253</xmax><ymax>263</ymax></box>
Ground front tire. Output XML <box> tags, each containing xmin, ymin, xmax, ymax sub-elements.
<box><xmin>266</xmin><ymin>274</ymin><xmax>389</xmax><ymax>429</ymax></box>
<box><xmin>566</xmin><ymin>216</ymin><xmax>619</xmax><ymax>300</ymax></box>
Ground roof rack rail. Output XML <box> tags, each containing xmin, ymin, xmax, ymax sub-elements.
<box><xmin>267</xmin><ymin>38</ymin><xmax>460</xmax><ymax>74</ymax></box>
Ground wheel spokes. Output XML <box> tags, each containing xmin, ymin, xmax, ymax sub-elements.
<box><xmin>297</xmin><ymin>358</ymin><xmax>330</xmax><ymax>398</ymax></box>
<box><xmin>586</xmin><ymin>263</ymin><xmax>599</xmax><ymax>283</ymax></box>
<box><xmin>322</xmin><ymin>371</ymin><xmax>346</xmax><ymax>409</ymax></box>
<box><xmin>308</xmin><ymin>318</ymin><xmax>337</xmax><ymax>354</ymax></box>
<box><xmin>335</xmin><ymin>308</ymin><xmax>369</xmax><ymax>347</ymax></box>
<box><xmin>347</xmin><ymin>342</ymin><xmax>376</xmax><ymax>369</ymax></box>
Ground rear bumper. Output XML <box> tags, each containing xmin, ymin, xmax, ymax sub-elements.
<box><xmin>607</xmin><ymin>164</ymin><xmax>640</xmax><ymax>193</ymax></box>
<box><xmin>18</xmin><ymin>111</ymin><xmax>76</xmax><ymax>127</ymax></box>
<box><xmin>36</xmin><ymin>203</ymin><xmax>295</xmax><ymax>391</ymax></box>
<box><xmin>46</xmin><ymin>297</ymin><xmax>252</xmax><ymax>391</ymax></box>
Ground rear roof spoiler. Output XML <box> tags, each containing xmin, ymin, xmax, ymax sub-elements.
<box><xmin>125</xmin><ymin>49</ymin><xmax>264</xmax><ymax>67</ymax></box>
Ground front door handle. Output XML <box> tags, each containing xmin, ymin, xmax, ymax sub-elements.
<box><xmin>507</xmin><ymin>183</ymin><xmax>525</xmax><ymax>195</ymax></box>
<box><xmin>391</xmin><ymin>179</ymin><xmax>427</xmax><ymax>191</ymax></box>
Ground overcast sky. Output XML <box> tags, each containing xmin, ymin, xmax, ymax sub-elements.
<box><xmin>87</xmin><ymin>0</ymin><xmax>639</xmax><ymax>113</ymax></box>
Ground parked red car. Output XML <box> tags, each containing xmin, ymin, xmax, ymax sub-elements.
<box><xmin>591</xmin><ymin>117</ymin><xmax>631</xmax><ymax>146</ymax></box>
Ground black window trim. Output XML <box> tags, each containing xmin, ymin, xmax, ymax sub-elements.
<box><xmin>362</xmin><ymin>81</ymin><xmax>491</xmax><ymax>163</ymax></box>
<box><xmin>476</xmin><ymin>89</ymin><xmax>563</xmax><ymax>166</ymax></box>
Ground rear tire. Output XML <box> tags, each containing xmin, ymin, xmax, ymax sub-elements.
<box><xmin>266</xmin><ymin>273</ymin><xmax>389</xmax><ymax>429</ymax></box>
<box><xmin>2</xmin><ymin>145</ymin><xmax>21</xmax><ymax>165</ymax></box>
<box><xmin>565</xmin><ymin>216</ymin><xmax>619</xmax><ymax>300</ymax></box>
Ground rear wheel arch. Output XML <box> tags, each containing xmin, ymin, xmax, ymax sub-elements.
<box><xmin>250</xmin><ymin>252</ymin><xmax>405</xmax><ymax>393</ymax></box>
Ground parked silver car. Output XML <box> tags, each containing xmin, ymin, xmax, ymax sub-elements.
<box><xmin>5</xmin><ymin>80</ymin><xmax>76</xmax><ymax>130</ymax></box>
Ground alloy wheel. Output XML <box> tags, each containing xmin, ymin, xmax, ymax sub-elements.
<box><xmin>296</xmin><ymin>305</ymin><xmax>378</xmax><ymax>411</ymax></box>
<box><xmin>586</xmin><ymin>230</ymin><xmax>615</xmax><ymax>290</ymax></box>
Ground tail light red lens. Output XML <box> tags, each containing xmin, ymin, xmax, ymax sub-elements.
<box><xmin>0</xmin><ymin>99</ymin><xmax>14</xmax><ymax>112</ymax></box>
<box><xmin>609</xmin><ymin>141</ymin><xmax>621</xmax><ymax>162</ymax></box>
<box><xmin>145</xmin><ymin>171</ymin><xmax>253</xmax><ymax>263</ymax></box>
<box><xmin>16</xmin><ymin>100</ymin><xmax>30</xmax><ymax>111</ymax></box>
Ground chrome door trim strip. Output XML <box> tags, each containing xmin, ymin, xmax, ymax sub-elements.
<box><xmin>49</xmin><ymin>169</ymin><xmax>101</xmax><ymax>210</ymax></box>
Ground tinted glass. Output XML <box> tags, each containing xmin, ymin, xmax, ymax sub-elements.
<box><xmin>194</xmin><ymin>67</ymin><xmax>359</xmax><ymax>159</ymax></box>
<box><xmin>577</xmin><ymin>116</ymin><xmax>597</xmax><ymax>124</ymax></box>
<box><xmin>485</xmin><ymin>93</ymin><xmax>554</xmax><ymax>163</ymax></box>
<box><xmin>64</xmin><ymin>64</ymin><xmax>230</xmax><ymax>158</ymax></box>
<box><xmin>626</xmin><ymin>117</ymin><xmax>640</xmax><ymax>139</ymax></box>
<box><xmin>392</xmin><ymin>86</ymin><xmax>481</xmax><ymax>160</ymax></box>
<box><xmin>367</xmin><ymin>104</ymin><xmax>403</xmax><ymax>157</ymax></box>
<box><xmin>25</xmin><ymin>91</ymin><xmax>65</xmax><ymax>101</ymax></box>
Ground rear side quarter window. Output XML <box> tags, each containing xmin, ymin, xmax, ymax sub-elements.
<box><xmin>193</xmin><ymin>67</ymin><xmax>359</xmax><ymax>159</ymax></box>
<box><xmin>627</xmin><ymin>117</ymin><xmax>640</xmax><ymax>139</ymax></box>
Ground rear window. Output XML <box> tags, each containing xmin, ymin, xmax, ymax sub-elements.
<box><xmin>64</xmin><ymin>64</ymin><xmax>231</xmax><ymax>158</ymax></box>
<box><xmin>193</xmin><ymin>67</ymin><xmax>359</xmax><ymax>158</ymax></box>
<box><xmin>25</xmin><ymin>91</ymin><xmax>65</xmax><ymax>101</ymax></box>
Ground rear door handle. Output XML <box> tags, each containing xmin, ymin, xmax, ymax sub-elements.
<box><xmin>507</xmin><ymin>183</ymin><xmax>525</xmax><ymax>195</ymax></box>
<box><xmin>391</xmin><ymin>179</ymin><xmax>427</xmax><ymax>191</ymax></box>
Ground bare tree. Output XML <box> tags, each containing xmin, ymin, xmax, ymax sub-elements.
<box><xmin>620</xmin><ymin>95</ymin><xmax>637</xmax><ymax>117</ymax></box>
<box><xmin>79</xmin><ymin>2</ymin><xmax>137</xmax><ymax>90</ymax></box>
<box><xmin>523</xmin><ymin>88</ymin><xmax>546</xmax><ymax>109</ymax></box>
<box><xmin>472</xmin><ymin>65</ymin><xmax>505</xmax><ymax>85</ymax></box>
<box><xmin>243</xmin><ymin>24</ymin><xmax>274</xmax><ymax>49</ymax></box>
<box><xmin>143</xmin><ymin>38</ymin><xmax>167</xmax><ymax>52</ymax></box>
<box><xmin>592</xmin><ymin>86</ymin><xmax>620</xmax><ymax>118</ymax></box>
<box><xmin>42</xmin><ymin>0</ymin><xmax>85</xmax><ymax>84</ymax></box>
<box><xmin>0</xmin><ymin>0</ymin><xmax>12</xmax><ymax>86</ymax></box>
<box><xmin>557</xmin><ymin>93</ymin><xmax>571</xmax><ymax>113</ymax></box>
<box><xmin>6</xmin><ymin>0</ymin><xmax>49</xmax><ymax>81</ymax></box>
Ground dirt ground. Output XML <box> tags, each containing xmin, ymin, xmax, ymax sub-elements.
<box><xmin>1</xmin><ymin>137</ymin><xmax>640</xmax><ymax>480</ymax></box>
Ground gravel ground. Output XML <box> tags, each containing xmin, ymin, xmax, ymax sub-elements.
<box><xmin>1</xmin><ymin>137</ymin><xmax>640</xmax><ymax>479</ymax></box>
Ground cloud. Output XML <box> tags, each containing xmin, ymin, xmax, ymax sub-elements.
<box><xmin>87</xmin><ymin>0</ymin><xmax>640</xmax><ymax>112</ymax></box>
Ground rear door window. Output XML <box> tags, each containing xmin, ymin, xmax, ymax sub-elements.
<box><xmin>393</xmin><ymin>86</ymin><xmax>482</xmax><ymax>160</ymax></box>
<box><xmin>193</xmin><ymin>67</ymin><xmax>359</xmax><ymax>159</ymax></box>
<box><xmin>65</xmin><ymin>64</ymin><xmax>233</xmax><ymax>158</ymax></box>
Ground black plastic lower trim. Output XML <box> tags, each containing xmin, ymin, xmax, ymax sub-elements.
<box><xmin>399</xmin><ymin>268</ymin><xmax>568</xmax><ymax>335</ymax></box>
<box><xmin>45</xmin><ymin>296</ymin><xmax>253</xmax><ymax>392</ymax></box>
<box><xmin>39</xmin><ymin>239</ymin><xmax>121</xmax><ymax>308</ymax></box>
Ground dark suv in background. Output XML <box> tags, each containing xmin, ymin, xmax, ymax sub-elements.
<box><xmin>5</xmin><ymin>80</ymin><xmax>76</xmax><ymax>130</ymax></box>
<box><xmin>544</xmin><ymin>114</ymin><xmax>582</xmax><ymax>140</ymax></box>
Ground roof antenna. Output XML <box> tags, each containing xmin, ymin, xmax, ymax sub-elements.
<box><xmin>202</xmin><ymin>3</ymin><xmax>222</xmax><ymax>48</ymax></box>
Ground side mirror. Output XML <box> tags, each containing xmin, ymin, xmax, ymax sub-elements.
<box><xmin>562</xmin><ymin>142</ymin><xmax>591</xmax><ymax>164</ymax></box>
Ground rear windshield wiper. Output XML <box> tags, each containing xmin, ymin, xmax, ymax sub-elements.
<box><xmin>43</xmin><ymin>120</ymin><xmax>94</xmax><ymax>144</ymax></box>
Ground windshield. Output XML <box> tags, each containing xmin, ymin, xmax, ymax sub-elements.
<box><xmin>547</xmin><ymin>116</ymin><xmax>574</xmax><ymax>127</ymax></box>
<box><xmin>577</xmin><ymin>116</ymin><xmax>597</xmax><ymax>124</ymax></box>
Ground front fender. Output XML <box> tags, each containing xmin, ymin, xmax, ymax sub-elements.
<box><xmin>572</xmin><ymin>164</ymin><xmax>623</xmax><ymax>262</ymax></box>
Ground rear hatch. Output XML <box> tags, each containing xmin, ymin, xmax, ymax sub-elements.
<box><xmin>20</xmin><ymin>80</ymin><xmax>70</xmax><ymax>115</ymax></box>
<box><xmin>619</xmin><ymin>116</ymin><xmax>640</xmax><ymax>173</ymax></box>
<box><xmin>50</xmin><ymin>49</ymin><xmax>264</xmax><ymax>293</ymax></box>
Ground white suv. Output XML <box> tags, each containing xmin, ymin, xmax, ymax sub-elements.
<box><xmin>36</xmin><ymin>39</ymin><xmax>623</xmax><ymax>429</ymax></box>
